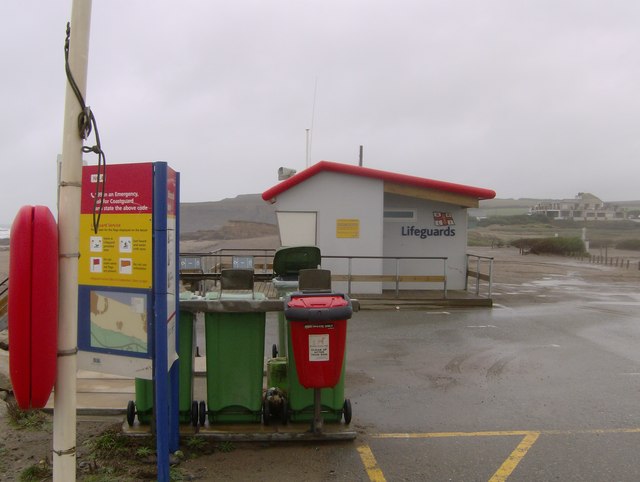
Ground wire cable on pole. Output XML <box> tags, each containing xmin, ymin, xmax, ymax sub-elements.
<box><xmin>64</xmin><ymin>22</ymin><xmax>106</xmax><ymax>234</ymax></box>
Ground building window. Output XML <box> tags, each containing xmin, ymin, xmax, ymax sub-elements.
<box><xmin>384</xmin><ymin>209</ymin><xmax>416</xmax><ymax>222</ymax></box>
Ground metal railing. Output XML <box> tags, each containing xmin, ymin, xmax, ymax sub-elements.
<box><xmin>180</xmin><ymin>249</ymin><xmax>276</xmax><ymax>277</ymax></box>
<box><xmin>179</xmin><ymin>251</ymin><xmax>449</xmax><ymax>298</ymax></box>
<box><xmin>322</xmin><ymin>255</ymin><xmax>448</xmax><ymax>298</ymax></box>
<box><xmin>465</xmin><ymin>254</ymin><xmax>494</xmax><ymax>298</ymax></box>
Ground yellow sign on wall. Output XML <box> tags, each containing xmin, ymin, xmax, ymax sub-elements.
<box><xmin>336</xmin><ymin>218</ymin><xmax>360</xmax><ymax>238</ymax></box>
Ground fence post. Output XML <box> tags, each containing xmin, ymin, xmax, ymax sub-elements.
<box><xmin>464</xmin><ymin>255</ymin><xmax>469</xmax><ymax>291</ymax></box>
<box><xmin>395</xmin><ymin>258</ymin><xmax>400</xmax><ymax>298</ymax></box>
<box><xmin>443</xmin><ymin>258</ymin><xmax>448</xmax><ymax>299</ymax></box>
<box><xmin>488</xmin><ymin>258</ymin><xmax>493</xmax><ymax>299</ymax></box>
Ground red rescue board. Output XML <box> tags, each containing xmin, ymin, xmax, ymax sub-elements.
<box><xmin>9</xmin><ymin>206</ymin><xmax>58</xmax><ymax>409</ymax></box>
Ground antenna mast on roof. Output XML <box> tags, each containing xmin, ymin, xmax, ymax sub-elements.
<box><xmin>359</xmin><ymin>145</ymin><xmax>363</xmax><ymax>166</ymax></box>
<box><xmin>306</xmin><ymin>77</ymin><xmax>318</xmax><ymax>168</ymax></box>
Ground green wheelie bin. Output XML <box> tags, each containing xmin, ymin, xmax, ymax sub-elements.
<box><xmin>202</xmin><ymin>269</ymin><xmax>266</xmax><ymax>424</ymax></box>
<box><xmin>271</xmin><ymin>246</ymin><xmax>322</xmax><ymax>358</ymax></box>
<box><xmin>285</xmin><ymin>332</ymin><xmax>350</xmax><ymax>423</ymax></box>
<box><xmin>127</xmin><ymin>305</ymin><xmax>198</xmax><ymax>426</ymax></box>
<box><xmin>270</xmin><ymin>263</ymin><xmax>351</xmax><ymax>424</ymax></box>
<box><xmin>286</xmin><ymin>269</ymin><xmax>351</xmax><ymax>423</ymax></box>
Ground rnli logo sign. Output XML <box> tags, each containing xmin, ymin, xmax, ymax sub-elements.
<box><xmin>433</xmin><ymin>211</ymin><xmax>455</xmax><ymax>226</ymax></box>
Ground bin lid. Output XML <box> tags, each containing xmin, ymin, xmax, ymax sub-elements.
<box><xmin>272</xmin><ymin>246</ymin><xmax>321</xmax><ymax>277</ymax></box>
<box><xmin>285</xmin><ymin>292</ymin><xmax>353</xmax><ymax>322</ymax></box>
<box><xmin>287</xmin><ymin>293</ymin><xmax>349</xmax><ymax>309</ymax></box>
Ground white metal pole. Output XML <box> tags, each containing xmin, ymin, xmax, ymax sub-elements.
<box><xmin>55</xmin><ymin>1</ymin><xmax>92</xmax><ymax>480</ymax></box>
<box><xmin>305</xmin><ymin>128</ymin><xmax>310</xmax><ymax>167</ymax></box>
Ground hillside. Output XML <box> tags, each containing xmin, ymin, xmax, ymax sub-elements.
<box><xmin>180</xmin><ymin>194</ymin><xmax>276</xmax><ymax>234</ymax></box>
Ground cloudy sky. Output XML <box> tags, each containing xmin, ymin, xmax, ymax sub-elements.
<box><xmin>3</xmin><ymin>0</ymin><xmax>640</xmax><ymax>224</ymax></box>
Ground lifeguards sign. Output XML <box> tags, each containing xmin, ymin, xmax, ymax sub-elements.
<box><xmin>77</xmin><ymin>162</ymin><xmax>179</xmax><ymax>379</ymax></box>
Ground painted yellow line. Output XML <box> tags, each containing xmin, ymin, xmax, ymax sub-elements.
<box><xmin>366</xmin><ymin>429</ymin><xmax>640</xmax><ymax>482</ymax></box>
<box><xmin>541</xmin><ymin>427</ymin><xmax>640</xmax><ymax>436</ymax></box>
<box><xmin>357</xmin><ymin>444</ymin><xmax>387</xmax><ymax>482</ymax></box>
<box><xmin>374</xmin><ymin>431</ymin><xmax>531</xmax><ymax>439</ymax></box>
<box><xmin>489</xmin><ymin>432</ymin><xmax>540</xmax><ymax>482</ymax></box>
<box><xmin>373</xmin><ymin>427</ymin><xmax>640</xmax><ymax>439</ymax></box>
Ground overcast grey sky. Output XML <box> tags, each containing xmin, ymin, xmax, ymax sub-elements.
<box><xmin>3</xmin><ymin>0</ymin><xmax>640</xmax><ymax>224</ymax></box>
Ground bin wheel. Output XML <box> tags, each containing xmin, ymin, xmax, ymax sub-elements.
<box><xmin>126</xmin><ymin>400</ymin><xmax>136</xmax><ymax>427</ymax></box>
<box><xmin>343</xmin><ymin>399</ymin><xmax>352</xmax><ymax>425</ymax></box>
<box><xmin>272</xmin><ymin>344</ymin><xmax>278</xmax><ymax>358</ymax></box>
<box><xmin>199</xmin><ymin>400</ymin><xmax>207</xmax><ymax>427</ymax></box>
<box><xmin>263</xmin><ymin>399</ymin><xmax>271</xmax><ymax>426</ymax></box>
<box><xmin>191</xmin><ymin>400</ymin><xmax>199</xmax><ymax>427</ymax></box>
<box><xmin>281</xmin><ymin>398</ymin><xmax>288</xmax><ymax>425</ymax></box>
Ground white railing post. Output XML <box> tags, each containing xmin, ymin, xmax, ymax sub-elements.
<box><xmin>443</xmin><ymin>258</ymin><xmax>448</xmax><ymax>299</ymax></box>
<box><xmin>488</xmin><ymin>258</ymin><xmax>494</xmax><ymax>299</ymax></box>
<box><xmin>395</xmin><ymin>258</ymin><xmax>400</xmax><ymax>298</ymax></box>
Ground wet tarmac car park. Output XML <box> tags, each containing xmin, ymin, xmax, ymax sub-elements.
<box><xmin>332</xmin><ymin>272</ymin><xmax>640</xmax><ymax>481</ymax></box>
<box><xmin>39</xmin><ymin>259</ymin><xmax>640</xmax><ymax>481</ymax></box>
<box><xmin>168</xmin><ymin>264</ymin><xmax>640</xmax><ymax>480</ymax></box>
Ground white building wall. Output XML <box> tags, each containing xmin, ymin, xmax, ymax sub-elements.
<box><xmin>274</xmin><ymin>172</ymin><xmax>384</xmax><ymax>293</ymax></box>
<box><xmin>382</xmin><ymin>193</ymin><xmax>468</xmax><ymax>290</ymax></box>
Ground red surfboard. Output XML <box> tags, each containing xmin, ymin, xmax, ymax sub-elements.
<box><xmin>9</xmin><ymin>206</ymin><xmax>58</xmax><ymax>409</ymax></box>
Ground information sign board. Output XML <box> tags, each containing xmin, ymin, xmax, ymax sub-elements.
<box><xmin>77</xmin><ymin>162</ymin><xmax>178</xmax><ymax>379</ymax></box>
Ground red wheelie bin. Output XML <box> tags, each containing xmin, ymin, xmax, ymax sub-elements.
<box><xmin>284</xmin><ymin>291</ymin><xmax>353</xmax><ymax>433</ymax></box>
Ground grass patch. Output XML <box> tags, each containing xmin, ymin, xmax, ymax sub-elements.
<box><xmin>184</xmin><ymin>436</ymin><xmax>206</xmax><ymax>450</ymax></box>
<box><xmin>19</xmin><ymin>459</ymin><xmax>51</xmax><ymax>482</ymax></box>
<box><xmin>170</xmin><ymin>466</ymin><xmax>188</xmax><ymax>481</ymax></box>
<box><xmin>6</xmin><ymin>401</ymin><xmax>50</xmax><ymax>431</ymax></box>
<box><xmin>615</xmin><ymin>239</ymin><xmax>640</xmax><ymax>251</ymax></box>
<box><xmin>217</xmin><ymin>441</ymin><xmax>235</xmax><ymax>453</ymax></box>
<box><xmin>511</xmin><ymin>236</ymin><xmax>587</xmax><ymax>256</ymax></box>
<box><xmin>90</xmin><ymin>429</ymin><xmax>131</xmax><ymax>458</ymax></box>
<box><xmin>467</xmin><ymin>231</ymin><xmax>506</xmax><ymax>247</ymax></box>
<box><xmin>135</xmin><ymin>445</ymin><xmax>155</xmax><ymax>458</ymax></box>
<box><xmin>0</xmin><ymin>442</ymin><xmax>7</xmax><ymax>473</ymax></box>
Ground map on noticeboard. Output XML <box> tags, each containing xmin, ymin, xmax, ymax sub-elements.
<box><xmin>88</xmin><ymin>290</ymin><xmax>148</xmax><ymax>353</ymax></box>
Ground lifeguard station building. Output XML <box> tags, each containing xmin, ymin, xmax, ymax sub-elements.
<box><xmin>262</xmin><ymin>161</ymin><xmax>496</xmax><ymax>295</ymax></box>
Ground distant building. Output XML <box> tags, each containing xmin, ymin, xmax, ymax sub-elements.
<box><xmin>529</xmin><ymin>193</ymin><xmax>626</xmax><ymax>221</ymax></box>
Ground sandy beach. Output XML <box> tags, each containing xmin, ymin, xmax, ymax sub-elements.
<box><xmin>0</xmin><ymin>249</ymin><xmax>7</xmax><ymax>280</ymax></box>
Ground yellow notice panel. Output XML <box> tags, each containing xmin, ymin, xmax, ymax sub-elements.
<box><xmin>336</xmin><ymin>218</ymin><xmax>360</xmax><ymax>238</ymax></box>
<box><xmin>78</xmin><ymin>213</ymin><xmax>153</xmax><ymax>288</ymax></box>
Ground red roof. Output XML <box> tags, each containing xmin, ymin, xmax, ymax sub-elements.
<box><xmin>262</xmin><ymin>161</ymin><xmax>496</xmax><ymax>202</ymax></box>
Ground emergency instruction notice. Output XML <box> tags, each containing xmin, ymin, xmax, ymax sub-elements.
<box><xmin>78</xmin><ymin>164</ymin><xmax>153</xmax><ymax>289</ymax></box>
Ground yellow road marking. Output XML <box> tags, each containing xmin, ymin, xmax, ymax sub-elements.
<box><xmin>374</xmin><ymin>430</ymin><xmax>531</xmax><ymax>439</ymax></box>
<box><xmin>357</xmin><ymin>444</ymin><xmax>387</xmax><ymax>482</ymax></box>
<box><xmin>373</xmin><ymin>427</ymin><xmax>640</xmax><ymax>438</ymax></box>
<box><xmin>489</xmin><ymin>432</ymin><xmax>540</xmax><ymax>482</ymax></box>
<box><xmin>364</xmin><ymin>428</ymin><xmax>640</xmax><ymax>481</ymax></box>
